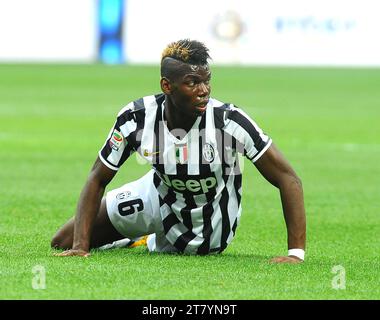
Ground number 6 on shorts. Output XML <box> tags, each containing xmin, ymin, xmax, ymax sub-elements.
<box><xmin>118</xmin><ymin>199</ymin><xmax>144</xmax><ymax>216</ymax></box>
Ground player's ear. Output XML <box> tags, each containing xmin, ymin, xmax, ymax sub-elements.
<box><xmin>160</xmin><ymin>77</ymin><xmax>172</xmax><ymax>94</ymax></box>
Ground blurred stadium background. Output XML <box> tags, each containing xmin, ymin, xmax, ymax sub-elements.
<box><xmin>0</xmin><ymin>0</ymin><xmax>379</xmax><ymax>300</ymax></box>
<box><xmin>1</xmin><ymin>0</ymin><xmax>380</xmax><ymax>66</ymax></box>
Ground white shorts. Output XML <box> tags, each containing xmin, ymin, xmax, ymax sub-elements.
<box><xmin>106</xmin><ymin>170</ymin><xmax>178</xmax><ymax>253</ymax></box>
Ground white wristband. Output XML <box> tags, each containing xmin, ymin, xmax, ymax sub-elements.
<box><xmin>288</xmin><ymin>249</ymin><xmax>305</xmax><ymax>261</ymax></box>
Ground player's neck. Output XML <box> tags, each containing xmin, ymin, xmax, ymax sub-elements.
<box><xmin>164</xmin><ymin>101</ymin><xmax>197</xmax><ymax>134</ymax></box>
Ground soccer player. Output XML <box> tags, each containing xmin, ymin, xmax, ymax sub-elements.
<box><xmin>52</xmin><ymin>39</ymin><xmax>306</xmax><ymax>263</ymax></box>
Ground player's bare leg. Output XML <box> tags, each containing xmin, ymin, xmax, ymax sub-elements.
<box><xmin>51</xmin><ymin>198</ymin><xmax>125</xmax><ymax>250</ymax></box>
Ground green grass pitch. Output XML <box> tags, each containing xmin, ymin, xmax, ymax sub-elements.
<box><xmin>0</xmin><ymin>64</ymin><xmax>379</xmax><ymax>299</ymax></box>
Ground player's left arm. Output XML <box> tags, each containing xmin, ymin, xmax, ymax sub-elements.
<box><xmin>254</xmin><ymin>142</ymin><xmax>306</xmax><ymax>264</ymax></box>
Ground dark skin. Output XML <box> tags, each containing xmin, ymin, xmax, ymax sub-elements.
<box><xmin>52</xmin><ymin>158</ymin><xmax>119</xmax><ymax>257</ymax></box>
<box><xmin>255</xmin><ymin>144</ymin><xmax>306</xmax><ymax>263</ymax></box>
<box><xmin>161</xmin><ymin>58</ymin><xmax>211</xmax><ymax>133</ymax></box>
<box><xmin>53</xmin><ymin>59</ymin><xmax>306</xmax><ymax>263</ymax></box>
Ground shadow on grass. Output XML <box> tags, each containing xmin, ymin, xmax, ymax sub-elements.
<box><xmin>86</xmin><ymin>246</ymin><xmax>272</xmax><ymax>263</ymax></box>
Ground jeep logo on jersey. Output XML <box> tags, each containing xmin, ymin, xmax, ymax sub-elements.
<box><xmin>160</xmin><ymin>174</ymin><xmax>217</xmax><ymax>193</ymax></box>
<box><xmin>202</xmin><ymin>143</ymin><xmax>215</xmax><ymax>162</ymax></box>
<box><xmin>109</xmin><ymin>129</ymin><xmax>123</xmax><ymax>151</ymax></box>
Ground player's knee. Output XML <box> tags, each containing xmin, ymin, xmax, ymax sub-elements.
<box><xmin>50</xmin><ymin>234</ymin><xmax>62</xmax><ymax>249</ymax></box>
<box><xmin>50</xmin><ymin>233</ymin><xmax>71</xmax><ymax>250</ymax></box>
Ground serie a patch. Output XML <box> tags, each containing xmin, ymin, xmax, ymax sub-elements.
<box><xmin>109</xmin><ymin>129</ymin><xmax>123</xmax><ymax>151</ymax></box>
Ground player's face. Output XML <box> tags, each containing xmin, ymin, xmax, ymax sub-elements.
<box><xmin>169</xmin><ymin>64</ymin><xmax>211</xmax><ymax>117</ymax></box>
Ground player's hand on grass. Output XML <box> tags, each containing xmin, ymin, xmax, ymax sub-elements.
<box><xmin>269</xmin><ymin>256</ymin><xmax>303</xmax><ymax>264</ymax></box>
<box><xmin>54</xmin><ymin>249</ymin><xmax>90</xmax><ymax>257</ymax></box>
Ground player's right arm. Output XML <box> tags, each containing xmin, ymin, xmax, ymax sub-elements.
<box><xmin>55</xmin><ymin>157</ymin><xmax>116</xmax><ymax>257</ymax></box>
<box><xmin>56</xmin><ymin>103</ymin><xmax>139</xmax><ymax>257</ymax></box>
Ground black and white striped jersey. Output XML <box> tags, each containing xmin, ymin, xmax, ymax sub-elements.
<box><xmin>99</xmin><ymin>94</ymin><xmax>272</xmax><ymax>254</ymax></box>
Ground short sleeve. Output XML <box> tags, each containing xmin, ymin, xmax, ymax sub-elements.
<box><xmin>98</xmin><ymin>104</ymin><xmax>137</xmax><ymax>171</ymax></box>
<box><xmin>226</xmin><ymin>107</ymin><xmax>272</xmax><ymax>163</ymax></box>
